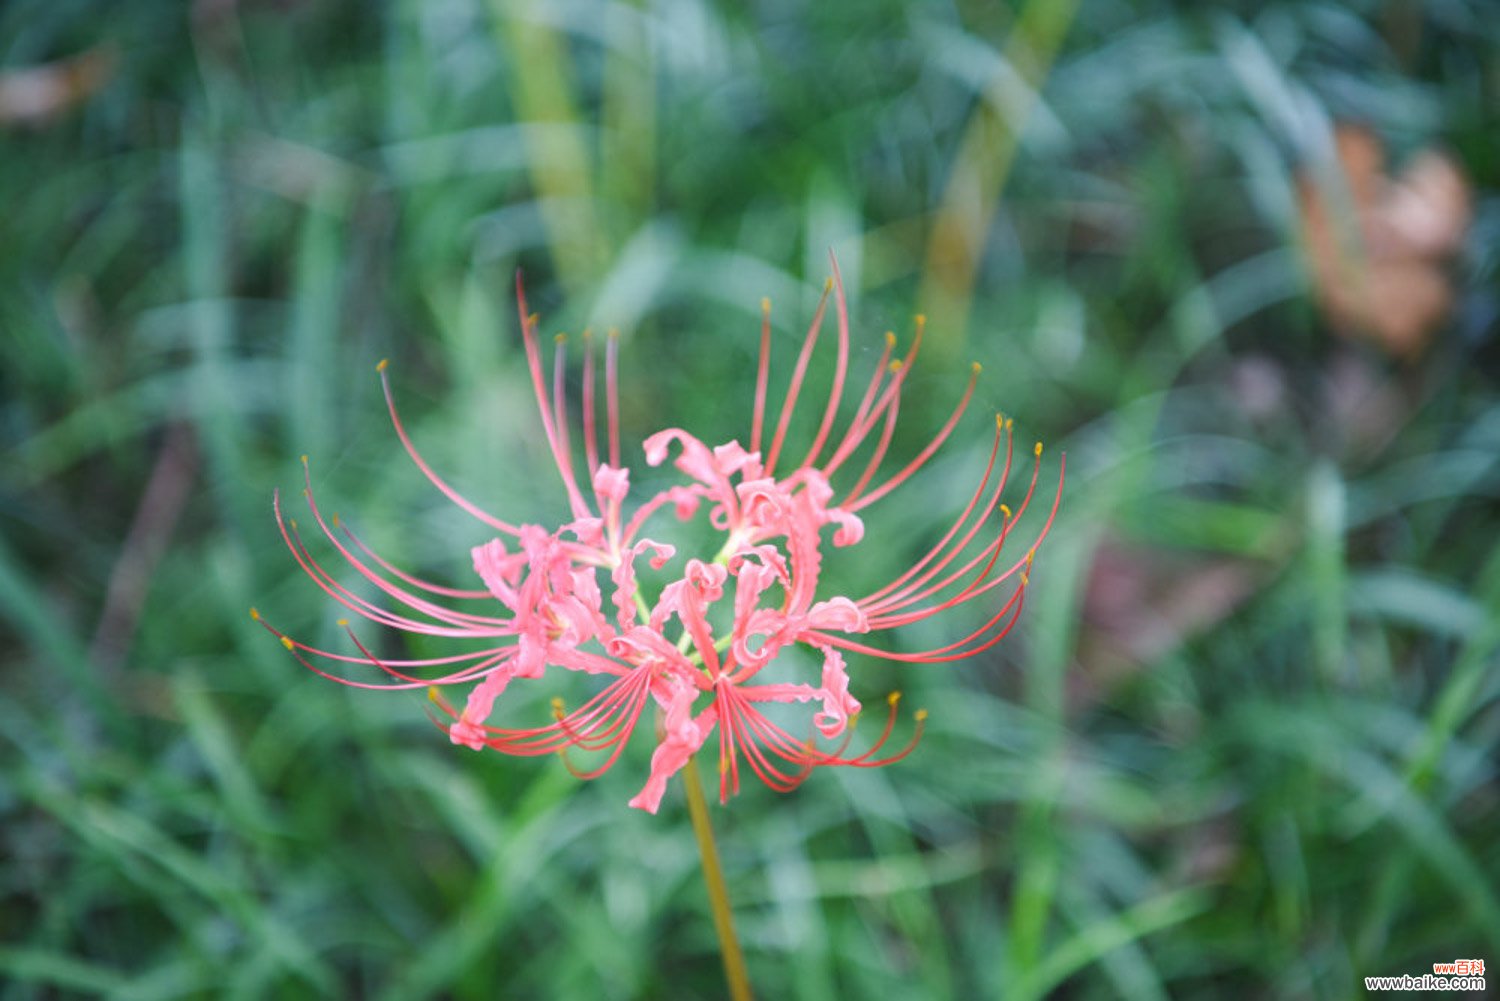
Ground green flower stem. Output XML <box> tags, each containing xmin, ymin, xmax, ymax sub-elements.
<box><xmin>683</xmin><ymin>754</ymin><xmax>754</xmax><ymax>1001</ymax></box>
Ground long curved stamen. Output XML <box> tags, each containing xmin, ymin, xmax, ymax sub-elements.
<box><xmin>552</xmin><ymin>672</ymin><xmax>656</xmax><ymax>773</ymax></box>
<box><xmin>299</xmin><ymin>465</ymin><xmax>511</xmax><ymax>631</ymax></box>
<box><xmin>717</xmin><ymin>701</ymin><xmax>742</xmax><ymax>802</ymax></box>
<box><xmin>253</xmin><ymin>610</ymin><xmax>514</xmax><ymax>690</ymax></box>
<box><xmin>845</xmin><ymin>702</ymin><xmax>927</xmax><ymax>768</ymax></box>
<box><xmin>840</xmin><ymin>362</ymin><xmax>906</xmax><ymax>505</ymax></box>
<box><xmin>553</xmin><ymin>334</ymin><xmax>573</xmax><ymax>480</ymax></box>
<box><xmin>606</xmin><ymin>329</ymin><xmax>622</xmax><ymax>470</ymax></box>
<box><xmin>445</xmin><ymin>664</ymin><xmax>653</xmax><ymax>757</ymax></box>
<box><xmin>276</xmin><ymin>493</ymin><xmax>508</xmax><ymax>638</ymax></box>
<box><xmin>846</xmin><ymin>359</ymin><xmax>979</xmax><ymax>513</ymax></box>
<box><xmin>863</xmin><ymin>425</ymin><xmax>1025</xmax><ymax>617</ymax></box>
<box><xmin>339</xmin><ymin>520</ymin><xmax>492</xmax><ymax>600</ymax></box>
<box><xmin>796</xmin><ymin>253</ymin><xmax>852</xmax><ymax>471</ymax></box>
<box><xmin>876</xmin><ymin>454</ymin><xmax>1048</xmax><ymax>639</ymax></box>
<box><xmin>824</xmin><ymin>330</ymin><xmax>897</xmax><ymax>476</ymax></box>
<box><xmin>340</xmin><ymin>622</ymin><xmax>514</xmax><ymax>688</ymax></box>
<box><xmin>750</xmin><ymin>297</ymin><xmax>772</xmax><ymax>456</ymax></box>
<box><xmin>822</xmin><ymin>316</ymin><xmax>924</xmax><ymax>480</ymax></box>
<box><xmin>717</xmin><ymin>684</ymin><xmax>811</xmax><ymax>792</ymax></box>
<box><xmin>866</xmin><ymin>446</ymin><xmax>1060</xmax><ymax>622</ymax></box>
<box><xmin>380</xmin><ymin>362</ymin><xmax>519</xmax><ymax>536</ymax></box>
<box><xmin>764</xmin><ymin>278</ymin><xmax>833</xmax><ymax>476</ymax></box>
<box><xmin>582</xmin><ymin>330</ymin><xmax>600</xmax><ymax>478</ymax></box>
<box><xmin>515</xmin><ymin>273</ymin><xmax>593</xmax><ymax>521</ymax></box>
<box><xmin>860</xmin><ymin>414</ymin><xmax>1009</xmax><ymax>610</ymax></box>
<box><xmin>813</xmin><ymin>581</ymin><xmax>1029</xmax><ymax>663</ymax></box>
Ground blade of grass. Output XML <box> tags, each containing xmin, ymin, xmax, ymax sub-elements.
<box><xmin>487</xmin><ymin>0</ymin><xmax>603</xmax><ymax>291</ymax></box>
<box><xmin>286</xmin><ymin>195</ymin><xmax>346</xmax><ymax>463</ymax></box>
<box><xmin>181</xmin><ymin>143</ymin><xmax>255</xmax><ymax>541</ymax></box>
<box><xmin>1014</xmin><ymin>888</ymin><xmax>1210</xmax><ymax>999</ymax></box>
<box><xmin>0</xmin><ymin>947</ymin><xmax>128</xmax><ymax>996</ymax></box>
<box><xmin>835</xmin><ymin>768</ymin><xmax>955</xmax><ymax>998</ymax></box>
<box><xmin>6</xmin><ymin>361</ymin><xmax>280</xmax><ymax>488</ymax></box>
<box><xmin>600</xmin><ymin>0</ymin><xmax>655</xmax><ymax>246</ymax></box>
<box><xmin>1235</xmin><ymin>701</ymin><xmax>1500</xmax><ymax>945</ymax></box>
<box><xmin>20</xmin><ymin>775</ymin><xmax>337</xmax><ymax>995</ymax></box>
<box><xmin>170</xmin><ymin>669</ymin><xmax>277</xmax><ymax>835</ymax></box>
<box><xmin>1404</xmin><ymin>540</ymin><xmax>1500</xmax><ymax>792</ymax></box>
<box><xmin>919</xmin><ymin>0</ymin><xmax>1079</xmax><ymax>358</ymax></box>
<box><xmin>0</xmin><ymin>534</ymin><xmax>101</xmax><ymax>713</ymax></box>
<box><xmin>1305</xmin><ymin>459</ymin><xmax>1348</xmax><ymax>683</ymax></box>
<box><xmin>373</xmin><ymin>757</ymin><xmax>582</xmax><ymax>1000</ymax></box>
<box><xmin>1009</xmin><ymin>521</ymin><xmax>1094</xmax><ymax>992</ymax></box>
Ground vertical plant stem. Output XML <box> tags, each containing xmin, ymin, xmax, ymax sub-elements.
<box><xmin>683</xmin><ymin>754</ymin><xmax>753</xmax><ymax>1001</ymax></box>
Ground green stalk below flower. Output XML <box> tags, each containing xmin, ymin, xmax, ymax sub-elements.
<box><xmin>683</xmin><ymin>754</ymin><xmax>754</xmax><ymax>1001</ymax></box>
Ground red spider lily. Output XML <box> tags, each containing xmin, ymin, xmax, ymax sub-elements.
<box><xmin>255</xmin><ymin>258</ymin><xmax>1062</xmax><ymax>812</ymax></box>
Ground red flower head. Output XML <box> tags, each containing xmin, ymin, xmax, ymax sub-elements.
<box><xmin>255</xmin><ymin>259</ymin><xmax>1062</xmax><ymax>812</ymax></box>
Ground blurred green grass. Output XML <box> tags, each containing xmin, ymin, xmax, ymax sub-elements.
<box><xmin>3</xmin><ymin>1</ymin><xmax>1498</xmax><ymax>998</ymax></box>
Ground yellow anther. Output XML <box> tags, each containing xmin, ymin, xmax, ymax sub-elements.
<box><xmin>427</xmin><ymin>686</ymin><xmax>442</xmax><ymax>704</ymax></box>
<box><xmin>885</xmin><ymin>331</ymin><xmax>896</xmax><ymax>348</ymax></box>
<box><xmin>971</xmin><ymin>361</ymin><xmax>982</xmax><ymax>374</ymax></box>
<box><xmin>1000</xmin><ymin>504</ymin><xmax>1012</xmax><ymax>520</ymax></box>
<box><xmin>761</xmin><ymin>296</ymin><xmax>771</xmax><ymax>314</ymax></box>
<box><xmin>332</xmin><ymin>513</ymin><xmax>341</xmax><ymax>528</ymax></box>
<box><xmin>824</xmin><ymin>277</ymin><xmax>834</xmax><ymax>292</ymax></box>
<box><xmin>915</xmin><ymin>709</ymin><xmax>929</xmax><ymax>722</ymax></box>
<box><xmin>889</xmin><ymin>359</ymin><xmax>904</xmax><ymax>374</ymax></box>
<box><xmin>1005</xmin><ymin>418</ymin><xmax>1013</xmax><ymax>431</ymax></box>
<box><xmin>608</xmin><ymin>327</ymin><xmax>620</xmax><ymax>340</ymax></box>
<box><xmin>288</xmin><ymin>518</ymin><xmax>298</xmax><ymax>531</ymax></box>
<box><xmin>914</xmin><ymin>314</ymin><xmax>926</xmax><ymax>328</ymax></box>
<box><xmin>527</xmin><ymin>312</ymin><xmax>539</xmax><ymax>328</ymax></box>
<box><xmin>888</xmin><ymin>691</ymin><xmax>902</xmax><ymax>707</ymax></box>
<box><xmin>337</xmin><ymin>618</ymin><xmax>349</xmax><ymax>627</ymax></box>
<box><xmin>300</xmin><ymin>454</ymin><xmax>308</xmax><ymax>466</ymax></box>
<box><xmin>554</xmin><ymin>332</ymin><xmax>567</xmax><ymax>344</ymax></box>
<box><xmin>720</xmin><ymin>755</ymin><xmax>730</xmax><ymax>775</ymax></box>
<box><xmin>995</xmin><ymin>413</ymin><xmax>1005</xmax><ymax>430</ymax></box>
<box><xmin>581</xmin><ymin>328</ymin><xmax>593</xmax><ymax>342</ymax></box>
<box><xmin>280</xmin><ymin>636</ymin><xmax>294</xmax><ymax>650</ymax></box>
<box><xmin>376</xmin><ymin>358</ymin><xmax>389</xmax><ymax>372</ymax></box>
<box><xmin>249</xmin><ymin>607</ymin><xmax>260</xmax><ymax>620</ymax></box>
<box><xmin>551</xmin><ymin>696</ymin><xmax>566</xmax><ymax>719</ymax></box>
<box><xmin>1034</xmin><ymin>442</ymin><xmax>1043</xmax><ymax>457</ymax></box>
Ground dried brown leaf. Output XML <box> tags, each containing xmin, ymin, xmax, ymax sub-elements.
<box><xmin>1298</xmin><ymin>125</ymin><xmax>1472</xmax><ymax>358</ymax></box>
<box><xmin>0</xmin><ymin>46</ymin><xmax>116</xmax><ymax>127</ymax></box>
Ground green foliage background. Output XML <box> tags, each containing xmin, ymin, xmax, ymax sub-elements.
<box><xmin>3</xmin><ymin>1</ymin><xmax>1497</xmax><ymax>997</ymax></box>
